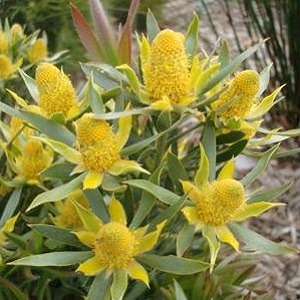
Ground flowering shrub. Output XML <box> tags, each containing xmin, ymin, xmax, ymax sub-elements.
<box><xmin>0</xmin><ymin>1</ymin><xmax>299</xmax><ymax>299</ymax></box>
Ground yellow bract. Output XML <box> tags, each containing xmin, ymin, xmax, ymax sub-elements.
<box><xmin>27</xmin><ymin>38</ymin><xmax>48</xmax><ymax>63</ymax></box>
<box><xmin>0</xmin><ymin>55</ymin><xmax>15</xmax><ymax>79</ymax></box>
<box><xmin>35</xmin><ymin>63</ymin><xmax>78</xmax><ymax>118</ymax></box>
<box><xmin>0</xmin><ymin>31</ymin><xmax>8</xmax><ymax>54</ymax></box>
<box><xmin>213</xmin><ymin>70</ymin><xmax>260</xmax><ymax>119</ymax></box>
<box><xmin>10</xmin><ymin>23</ymin><xmax>24</xmax><ymax>40</ymax></box>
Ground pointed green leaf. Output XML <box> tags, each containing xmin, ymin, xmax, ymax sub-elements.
<box><xmin>258</xmin><ymin>63</ymin><xmax>272</xmax><ymax>97</ymax></box>
<box><xmin>176</xmin><ymin>224</ymin><xmax>195</xmax><ymax>257</ymax></box>
<box><xmin>229</xmin><ymin>223</ymin><xmax>298</xmax><ymax>255</ymax></box>
<box><xmin>137</xmin><ymin>254</ymin><xmax>209</xmax><ymax>275</ymax></box>
<box><xmin>248</xmin><ymin>181</ymin><xmax>293</xmax><ymax>203</ymax></box>
<box><xmin>167</xmin><ymin>152</ymin><xmax>188</xmax><ymax>188</ymax></box>
<box><xmin>241</xmin><ymin>144</ymin><xmax>279</xmax><ymax>186</ymax></box>
<box><xmin>41</xmin><ymin>162</ymin><xmax>75</xmax><ymax>180</ymax></box>
<box><xmin>0</xmin><ymin>276</ymin><xmax>28</xmax><ymax>300</ymax></box>
<box><xmin>217</xmin><ymin>139</ymin><xmax>248</xmax><ymax>163</ymax></box>
<box><xmin>111</xmin><ymin>269</ymin><xmax>128</xmax><ymax>300</ymax></box>
<box><xmin>174</xmin><ymin>279</ymin><xmax>188</xmax><ymax>300</ymax></box>
<box><xmin>87</xmin><ymin>73</ymin><xmax>105</xmax><ymax>114</ymax></box>
<box><xmin>124</xmin><ymin>179</ymin><xmax>180</xmax><ymax>205</ymax></box>
<box><xmin>0</xmin><ymin>188</ymin><xmax>22</xmax><ymax>227</ymax></box>
<box><xmin>27</xmin><ymin>173</ymin><xmax>86</xmax><ymax>211</ymax></box>
<box><xmin>219</xmin><ymin>40</ymin><xmax>230</xmax><ymax>69</ymax></box>
<box><xmin>87</xmin><ymin>272</ymin><xmax>111</xmax><ymax>300</ymax></box>
<box><xmin>185</xmin><ymin>13</ymin><xmax>199</xmax><ymax>57</ymax></box>
<box><xmin>216</xmin><ymin>130</ymin><xmax>245</xmax><ymax>145</ymax></box>
<box><xmin>19</xmin><ymin>69</ymin><xmax>39</xmax><ymax>103</ymax></box>
<box><xmin>8</xmin><ymin>251</ymin><xmax>93</xmax><ymax>266</ymax></box>
<box><xmin>30</xmin><ymin>224</ymin><xmax>85</xmax><ymax>248</ymax></box>
<box><xmin>117</xmin><ymin>64</ymin><xmax>140</xmax><ymax>94</ymax></box>
<box><xmin>146</xmin><ymin>9</ymin><xmax>160</xmax><ymax>42</ymax></box>
<box><xmin>202</xmin><ymin>226</ymin><xmax>221</xmax><ymax>271</ymax></box>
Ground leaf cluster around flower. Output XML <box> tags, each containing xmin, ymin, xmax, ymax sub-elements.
<box><xmin>0</xmin><ymin>5</ymin><xmax>298</xmax><ymax>300</ymax></box>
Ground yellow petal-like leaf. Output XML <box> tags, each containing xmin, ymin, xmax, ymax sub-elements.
<box><xmin>109</xmin><ymin>160</ymin><xmax>150</xmax><ymax>176</ymax></box>
<box><xmin>182</xmin><ymin>206</ymin><xmax>199</xmax><ymax>224</ymax></box>
<box><xmin>127</xmin><ymin>260</ymin><xmax>149</xmax><ymax>286</ymax></box>
<box><xmin>73</xmin><ymin>201</ymin><xmax>102</xmax><ymax>233</ymax></box>
<box><xmin>74</xmin><ymin>231</ymin><xmax>96</xmax><ymax>248</ymax></box>
<box><xmin>215</xmin><ymin>225</ymin><xmax>239</xmax><ymax>251</ymax></box>
<box><xmin>117</xmin><ymin>65</ymin><xmax>140</xmax><ymax>95</ymax></box>
<box><xmin>116</xmin><ymin>106</ymin><xmax>132</xmax><ymax>149</ymax></box>
<box><xmin>149</xmin><ymin>98</ymin><xmax>172</xmax><ymax>111</ymax></box>
<box><xmin>83</xmin><ymin>170</ymin><xmax>104</xmax><ymax>190</ymax></box>
<box><xmin>195</xmin><ymin>144</ymin><xmax>209</xmax><ymax>189</ymax></box>
<box><xmin>232</xmin><ymin>202</ymin><xmax>285</xmax><ymax>222</ymax></box>
<box><xmin>108</xmin><ymin>195</ymin><xmax>127</xmax><ymax>225</ymax></box>
<box><xmin>217</xmin><ymin>159</ymin><xmax>234</xmax><ymax>180</ymax></box>
<box><xmin>181</xmin><ymin>181</ymin><xmax>203</xmax><ymax>204</ymax></box>
<box><xmin>7</xmin><ymin>89</ymin><xmax>29</xmax><ymax>109</ymax></box>
<box><xmin>77</xmin><ymin>255</ymin><xmax>105</xmax><ymax>276</ymax></box>
<box><xmin>137</xmin><ymin>221</ymin><xmax>165</xmax><ymax>254</ymax></box>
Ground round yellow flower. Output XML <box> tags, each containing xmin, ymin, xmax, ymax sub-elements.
<box><xmin>35</xmin><ymin>63</ymin><xmax>78</xmax><ymax>118</ymax></box>
<box><xmin>213</xmin><ymin>70</ymin><xmax>260</xmax><ymax>119</ymax></box>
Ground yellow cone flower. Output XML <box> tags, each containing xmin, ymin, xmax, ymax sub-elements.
<box><xmin>54</xmin><ymin>190</ymin><xmax>89</xmax><ymax>230</ymax></box>
<box><xmin>28</xmin><ymin>39</ymin><xmax>48</xmax><ymax>63</ymax></box>
<box><xmin>0</xmin><ymin>31</ymin><xmax>8</xmax><ymax>54</ymax></box>
<box><xmin>213</xmin><ymin>70</ymin><xmax>260</xmax><ymax>119</ymax></box>
<box><xmin>181</xmin><ymin>145</ymin><xmax>283</xmax><ymax>268</ymax></box>
<box><xmin>35</xmin><ymin>63</ymin><xmax>79</xmax><ymax>118</ymax></box>
<box><xmin>38</xmin><ymin>112</ymin><xmax>149</xmax><ymax>190</ymax></box>
<box><xmin>74</xmin><ymin>196</ymin><xmax>164</xmax><ymax>287</ymax></box>
<box><xmin>15</xmin><ymin>138</ymin><xmax>53</xmax><ymax>184</ymax></box>
<box><xmin>142</xmin><ymin>29</ymin><xmax>191</xmax><ymax>107</ymax></box>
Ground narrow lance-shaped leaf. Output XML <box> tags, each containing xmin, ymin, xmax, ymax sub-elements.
<box><xmin>195</xmin><ymin>143</ymin><xmax>209</xmax><ymax>188</ymax></box>
<box><xmin>70</xmin><ymin>2</ymin><xmax>102</xmax><ymax>60</ymax></box>
<box><xmin>117</xmin><ymin>0</ymin><xmax>140</xmax><ymax>65</ymax></box>
<box><xmin>185</xmin><ymin>13</ymin><xmax>199</xmax><ymax>57</ymax></box>
<box><xmin>111</xmin><ymin>269</ymin><xmax>128</xmax><ymax>300</ymax></box>
<box><xmin>19</xmin><ymin>69</ymin><xmax>39</xmax><ymax>103</ymax></box>
<box><xmin>146</xmin><ymin>9</ymin><xmax>160</xmax><ymax>42</ymax></box>
<box><xmin>87</xmin><ymin>73</ymin><xmax>105</xmax><ymax>114</ymax></box>
<box><xmin>87</xmin><ymin>272</ymin><xmax>111</xmax><ymax>300</ymax></box>
<box><xmin>174</xmin><ymin>279</ymin><xmax>188</xmax><ymax>300</ymax></box>
<box><xmin>176</xmin><ymin>224</ymin><xmax>195</xmax><ymax>257</ymax></box>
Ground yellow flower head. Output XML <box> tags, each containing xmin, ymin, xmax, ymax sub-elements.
<box><xmin>10</xmin><ymin>117</ymin><xmax>35</xmax><ymax>138</ymax></box>
<box><xmin>11</xmin><ymin>23</ymin><xmax>24</xmax><ymax>40</ymax></box>
<box><xmin>35</xmin><ymin>63</ymin><xmax>78</xmax><ymax>118</ymax></box>
<box><xmin>181</xmin><ymin>145</ymin><xmax>283</xmax><ymax>266</ymax></box>
<box><xmin>94</xmin><ymin>222</ymin><xmax>138</xmax><ymax>269</ymax></box>
<box><xmin>0</xmin><ymin>214</ymin><xmax>19</xmax><ymax>247</ymax></box>
<box><xmin>213</xmin><ymin>70</ymin><xmax>260</xmax><ymax>119</ymax></box>
<box><xmin>0</xmin><ymin>31</ymin><xmax>8</xmax><ymax>54</ymax></box>
<box><xmin>27</xmin><ymin>38</ymin><xmax>48</xmax><ymax>63</ymax></box>
<box><xmin>194</xmin><ymin>179</ymin><xmax>245</xmax><ymax>226</ymax></box>
<box><xmin>74</xmin><ymin>196</ymin><xmax>164</xmax><ymax>286</ymax></box>
<box><xmin>142</xmin><ymin>29</ymin><xmax>191</xmax><ymax>105</ymax></box>
<box><xmin>75</xmin><ymin>114</ymin><xmax>120</xmax><ymax>173</ymax></box>
<box><xmin>0</xmin><ymin>55</ymin><xmax>14</xmax><ymax>79</ymax></box>
<box><xmin>54</xmin><ymin>190</ymin><xmax>89</xmax><ymax>230</ymax></box>
<box><xmin>16</xmin><ymin>138</ymin><xmax>53</xmax><ymax>182</ymax></box>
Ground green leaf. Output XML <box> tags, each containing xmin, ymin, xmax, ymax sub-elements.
<box><xmin>174</xmin><ymin>279</ymin><xmax>188</xmax><ymax>300</ymax></box>
<box><xmin>129</xmin><ymin>164</ymin><xmax>164</xmax><ymax>229</ymax></box>
<box><xmin>117</xmin><ymin>65</ymin><xmax>140</xmax><ymax>94</ymax></box>
<box><xmin>185</xmin><ymin>13</ymin><xmax>199</xmax><ymax>57</ymax></box>
<box><xmin>219</xmin><ymin>40</ymin><xmax>231</xmax><ymax>69</ymax></box>
<box><xmin>111</xmin><ymin>269</ymin><xmax>128</xmax><ymax>300</ymax></box>
<box><xmin>87</xmin><ymin>73</ymin><xmax>105</xmax><ymax>114</ymax></box>
<box><xmin>19</xmin><ymin>69</ymin><xmax>39</xmax><ymax>103</ymax></box>
<box><xmin>30</xmin><ymin>224</ymin><xmax>85</xmax><ymax>248</ymax></box>
<box><xmin>248</xmin><ymin>181</ymin><xmax>293</xmax><ymax>203</ymax></box>
<box><xmin>167</xmin><ymin>152</ymin><xmax>188</xmax><ymax>188</ymax></box>
<box><xmin>229</xmin><ymin>223</ymin><xmax>298</xmax><ymax>255</ymax></box>
<box><xmin>241</xmin><ymin>144</ymin><xmax>279</xmax><ymax>186</ymax></box>
<box><xmin>8</xmin><ymin>251</ymin><xmax>93</xmax><ymax>266</ymax></box>
<box><xmin>202</xmin><ymin>225</ymin><xmax>221</xmax><ymax>271</ymax></box>
<box><xmin>124</xmin><ymin>179</ymin><xmax>180</xmax><ymax>205</ymax></box>
<box><xmin>216</xmin><ymin>139</ymin><xmax>248</xmax><ymax>163</ymax></box>
<box><xmin>216</xmin><ymin>131</ymin><xmax>245</xmax><ymax>145</ymax></box>
<box><xmin>137</xmin><ymin>254</ymin><xmax>209</xmax><ymax>275</ymax></box>
<box><xmin>202</xmin><ymin>121</ymin><xmax>216</xmax><ymax>181</ymax></box>
<box><xmin>258</xmin><ymin>63</ymin><xmax>272</xmax><ymax>97</ymax></box>
<box><xmin>195</xmin><ymin>143</ymin><xmax>209</xmax><ymax>188</ymax></box>
<box><xmin>84</xmin><ymin>189</ymin><xmax>110</xmax><ymax>223</ymax></box>
<box><xmin>94</xmin><ymin>108</ymin><xmax>147</xmax><ymax>120</ymax></box>
<box><xmin>41</xmin><ymin>162</ymin><xmax>75</xmax><ymax>180</ymax></box>
<box><xmin>176</xmin><ymin>224</ymin><xmax>195</xmax><ymax>257</ymax></box>
<box><xmin>0</xmin><ymin>188</ymin><xmax>22</xmax><ymax>227</ymax></box>
<box><xmin>27</xmin><ymin>173</ymin><xmax>86</xmax><ymax>211</ymax></box>
<box><xmin>0</xmin><ymin>276</ymin><xmax>28</xmax><ymax>300</ymax></box>
<box><xmin>198</xmin><ymin>41</ymin><xmax>264</xmax><ymax>95</ymax></box>
<box><xmin>19</xmin><ymin>110</ymin><xmax>76</xmax><ymax>146</ymax></box>
<box><xmin>146</xmin><ymin>9</ymin><xmax>160</xmax><ymax>42</ymax></box>
<box><xmin>87</xmin><ymin>272</ymin><xmax>111</xmax><ymax>300</ymax></box>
